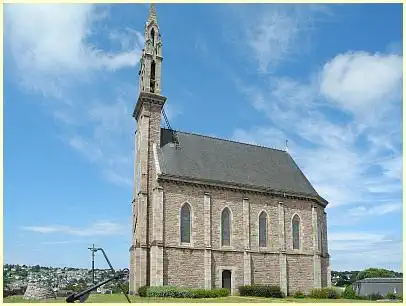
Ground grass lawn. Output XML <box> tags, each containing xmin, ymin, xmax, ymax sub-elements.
<box><xmin>3</xmin><ymin>294</ymin><xmax>393</xmax><ymax>303</ymax></box>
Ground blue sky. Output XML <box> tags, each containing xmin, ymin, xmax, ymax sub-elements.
<box><xmin>4</xmin><ymin>3</ymin><xmax>402</xmax><ymax>272</ymax></box>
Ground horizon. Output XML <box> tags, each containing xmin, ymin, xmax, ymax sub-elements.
<box><xmin>4</xmin><ymin>263</ymin><xmax>403</xmax><ymax>274</ymax></box>
<box><xmin>4</xmin><ymin>3</ymin><xmax>402</xmax><ymax>272</ymax></box>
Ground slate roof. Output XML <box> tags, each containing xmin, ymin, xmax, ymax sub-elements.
<box><xmin>355</xmin><ymin>278</ymin><xmax>403</xmax><ymax>284</ymax></box>
<box><xmin>158</xmin><ymin>128</ymin><xmax>327</xmax><ymax>204</ymax></box>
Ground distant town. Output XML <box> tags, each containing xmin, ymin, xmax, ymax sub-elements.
<box><xmin>4</xmin><ymin>264</ymin><xmax>129</xmax><ymax>297</ymax></box>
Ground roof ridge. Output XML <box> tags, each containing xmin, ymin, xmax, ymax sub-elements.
<box><xmin>161</xmin><ymin>128</ymin><xmax>288</xmax><ymax>153</ymax></box>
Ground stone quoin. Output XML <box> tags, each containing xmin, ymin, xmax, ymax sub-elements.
<box><xmin>129</xmin><ymin>4</ymin><xmax>331</xmax><ymax>296</ymax></box>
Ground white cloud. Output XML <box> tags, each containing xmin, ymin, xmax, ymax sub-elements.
<box><xmin>328</xmin><ymin>231</ymin><xmax>402</xmax><ymax>271</ymax></box>
<box><xmin>232</xmin><ymin>126</ymin><xmax>287</xmax><ymax>150</ymax></box>
<box><xmin>229</xmin><ymin>4</ymin><xmax>328</xmax><ymax>73</ymax></box>
<box><xmin>234</xmin><ymin>48</ymin><xmax>402</xmax><ymax>210</ymax></box>
<box><xmin>234</xmin><ymin>10</ymin><xmax>403</xmax><ymax>267</ymax></box>
<box><xmin>348</xmin><ymin>203</ymin><xmax>402</xmax><ymax>217</ymax></box>
<box><xmin>22</xmin><ymin>220</ymin><xmax>127</xmax><ymax>237</ymax></box>
<box><xmin>320</xmin><ymin>52</ymin><xmax>402</xmax><ymax>118</ymax></box>
<box><xmin>69</xmin><ymin>135</ymin><xmax>104</xmax><ymax>163</ymax></box>
<box><xmin>378</xmin><ymin>156</ymin><xmax>402</xmax><ymax>181</ymax></box>
<box><xmin>5</xmin><ymin>4</ymin><xmax>143</xmax><ymax>91</ymax></box>
<box><xmin>4</xmin><ymin>4</ymin><xmax>147</xmax><ymax>187</ymax></box>
<box><xmin>65</xmin><ymin>96</ymin><xmax>135</xmax><ymax>187</ymax></box>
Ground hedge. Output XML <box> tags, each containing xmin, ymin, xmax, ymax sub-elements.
<box><xmin>308</xmin><ymin>287</ymin><xmax>341</xmax><ymax>299</ymax></box>
<box><xmin>138</xmin><ymin>286</ymin><xmax>229</xmax><ymax>298</ymax></box>
<box><xmin>238</xmin><ymin>285</ymin><xmax>284</xmax><ymax>298</ymax></box>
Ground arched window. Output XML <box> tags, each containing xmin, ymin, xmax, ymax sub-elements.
<box><xmin>151</xmin><ymin>28</ymin><xmax>155</xmax><ymax>45</ymax></box>
<box><xmin>180</xmin><ymin>203</ymin><xmax>191</xmax><ymax>243</ymax></box>
<box><xmin>150</xmin><ymin>60</ymin><xmax>156</xmax><ymax>93</ymax></box>
<box><xmin>221</xmin><ymin>207</ymin><xmax>231</xmax><ymax>246</ymax></box>
<box><xmin>259</xmin><ymin>211</ymin><xmax>268</xmax><ymax>247</ymax></box>
<box><xmin>292</xmin><ymin>214</ymin><xmax>300</xmax><ymax>250</ymax></box>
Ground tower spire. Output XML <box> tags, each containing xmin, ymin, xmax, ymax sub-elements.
<box><xmin>138</xmin><ymin>3</ymin><xmax>163</xmax><ymax>95</ymax></box>
<box><xmin>147</xmin><ymin>4</ymin><xmax>157</xmax><ymax>25</ymax></box>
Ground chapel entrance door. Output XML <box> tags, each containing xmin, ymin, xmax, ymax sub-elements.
<box><xmin>222</xmin><ymin>270</ymin><xmax>232</xmax><ymax>292</ymax></box>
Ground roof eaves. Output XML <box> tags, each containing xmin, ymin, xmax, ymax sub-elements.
<box><xmin>158</xmin><ymin>173</ymin><xmax>328</xmax><ymax>206</ymax></box>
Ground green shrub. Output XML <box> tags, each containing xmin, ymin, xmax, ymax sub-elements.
<box><xmin>367</xmin><ymin>293</ymin><xmax>383</xmax><ymax>301</ymax></box>
<box><xmin>239</xmin><ymin>285</ymin><xmax>253</xmax><ymax>296</ymax></box>
<box><xmin>309</xmin><ymin>288</ymin><xmax>328</xmax><ymax>299</ymax></box>
<box><xmin>395</xmin><ymin>294</ymin><xmax>403</xmax><ymax>301</ymax></box>
<box><xmin>144</xmin><ymin>286</ymin><xmax>229</xmax><ymax>298</ymax></box>
<box><xmin>385</xmin><ymin>292</ymin><xmax>402</xmax><ymax>300</ymax></box>
<box><xmin>294</xmin><ymin>291</ymin><xmax>305</xmax><ymax>298</ymax></box>
<box><xmin>209</xmin><ymin>288</ymin><xmax>229</xmax><ymax>298</ymax></box>
<box><xmin>327</xmin><ymin>288</ymin><xmax>341</xmax><ymax>299</ymax></box>
<box><xmin>309</xmin><ymin>287</ymin><xmax>341</xmax><ymax>299</ymax></box>
<box><xmin>238</xmin><ymin>285</ymin><xmax>284</xmax><ymax>298</ymax></box>
<box><xmin>343</xmin><ymin>285</ymin><xmax>358</xmax><ymax>299</ymax></box>
<box><xmin>138</xmin><ymin>285</ymin><xmax>149</xmax><ymax>297</ymax></box>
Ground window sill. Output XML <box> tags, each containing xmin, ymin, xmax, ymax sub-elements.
<box><xmin>220</xmin><ymin>245</ymin><xmax>233</xmax><ymax>250</ymax></box>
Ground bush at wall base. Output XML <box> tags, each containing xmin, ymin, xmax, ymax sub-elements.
<box><xmin>138</xmin><ymin>286</ymin><xmax>229</xmax><ymax>298</ymax></box>
<box><xmin>366</xmin><ymin>293</ymin><xmax>383</xmax><ymax>301</ymax></box>
<box><xmin>137</xmin><ymin>286</ymin><xmax>149</xmax><ymax>297</ymax></box>
<box><xmin>308</xmin><ymin>287</ymin><xmax>341</xmax><ymax>299</ymax></box>
<box><xmin>238</xmin><ymin>285</ymin><xmax>284</xmax><ymax>298</ymax></box>
<box><xmin>294</xmin><ymin>291</ymin><xmax>305</xmax><ymax>298</ymax></box>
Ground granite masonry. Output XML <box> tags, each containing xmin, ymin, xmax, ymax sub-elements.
<box><xmin>129</xmin><ymin>4</ymin><xmax>331</xmax><ymax>296</ymax></box>
<box><xmin>23</xmin><ymin>282</ymin><xmax>56</xmax><ymax>300</ymax></box>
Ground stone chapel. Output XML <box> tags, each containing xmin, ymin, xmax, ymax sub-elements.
<box><xmin>129</xmin><ymin>4</ymin><xmax>331</xmax><ymax>296</ymax></box>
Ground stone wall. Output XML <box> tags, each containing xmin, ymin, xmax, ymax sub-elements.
<box><xmin>212</xmin><ymin>250</ymin><xmax>244</xmax><ymax>293</ymax></box>
<box><xmin>23</xmin><ymin>282</ymin><xmax>56</xmax><ymax>300</ymax></box>
<box><xmin>163</xmin><ymin>183</ymin><xmax>205</xmax><ymax>248</ymax></box>
<box><xmin>284</xmin><ymin>199</ymin><xmax>313</xmax><ymax>253</ymax></box>
<box><xmin>164</xmin><ymin>248</ymin><xmax>205</xmax><ymax>287</ymax></box>
<box><xmin>158</xmin><ymin>180</ymin><xmax>328</xmax><ymax>295</ymax></box>
<box><xmin>251</xmin><ymin>253</ymin><xmax>280</xmax><ymax>285</ymax></box>
<box><xmin>321</xmin><ymin>256</ymin><xmax>329</xmax><ymax>287</ymax></box>
<box><xmin>287</xmin><ymin>255</ymin><xmax>314</xmax><ymax>295</ymax></box>
<box><xmin>162</xmin><ymin>182</ymin><xmax>317</xmax><ymax>253</ymax></box>
<box><xmin>248</xmin><ymin>194</ymin><xmax>280</xmax><ymax>251</ymax></box>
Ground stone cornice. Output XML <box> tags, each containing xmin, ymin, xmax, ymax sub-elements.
<box><xmin>132</xmin><ymin>242</ymin><xmax>329</xmax><ymax>258</ymax></box>
<box><xmin>133</xmin><ymin>92</ymin><xmax>167</xmax><ymax>120</ymax></box>
<box><xmin>158</xmin><ymin>174</ymin><xmax>328</xmax><ymax>207</ymax></box>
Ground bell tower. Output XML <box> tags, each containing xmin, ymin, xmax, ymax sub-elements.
<box><xmin>130</xmin><ymin>4</ymin><xmax>167</xmax><ymax>294</ymax></box>
<box><xmin>138</xmin><ymin>4</ymin><xmax>163</xmax><ymax>95</ymax></box>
